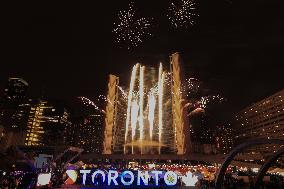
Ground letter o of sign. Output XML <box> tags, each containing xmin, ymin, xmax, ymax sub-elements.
<box><xmin>164</xmin><ymin>171</ymin><xmax>178</xmax><ymax>186</ymax></box>
<box><xmin>121</xmin><ymin>171</ymin><xmax>134</xmax><ymax>186</ymax></box>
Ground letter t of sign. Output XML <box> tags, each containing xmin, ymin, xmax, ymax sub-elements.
<box><xmin>151</xmin><ymin>171</ymin><xmax>162</xmax><ymax>186</ymax></box>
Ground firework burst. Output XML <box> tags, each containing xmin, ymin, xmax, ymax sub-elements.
<box><xmin>199</xmin><ymin>95</ymin><xmax>225</xmax><ymax>109</ymax></box>
<box><xmin>180</xmin><ymin>75</ymin><xmax>225</xmax><ymax>116</ymax></box>
<box><xmin>113</xmin><ymin>2</ymin><xmax>152</xmax><ymax>49</ymax></box>
<box><xmin>182</xmin><ymin>77</ymin><xmax>200</xmax><ymax>96</ymax></box>
<box><xmin>168</xmin><ymin>0</ymin><xmax>197</xmax><ymax>28</ymax></box>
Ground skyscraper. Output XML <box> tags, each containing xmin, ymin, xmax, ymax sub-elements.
<box><xmin>0</xmin><ymin>78</ymin><xmax>30</xmax><ymax>150</ymax></box>
<box><xmin>0</xmin><ymin>77</ymin><xmax>29</xmax><ymax>131</ymax></box>
<box><xmin>75</xmin><ymin>113</ymin><xmax>104</xmax><ymax>153</ymax></box>
<box><xmin>214</xmin><ymin>124</ymin><xmax>234</xmax><ymax>154</ymax></box>
<box><xmin>3</xmin><ymin>78</ymin><xmax>28</xmax><ymax>102</ymax></box>
<box><xmin>25</xmin><ymin>100</ymin><xmax>72</xmax><ymax>146</ymax></box>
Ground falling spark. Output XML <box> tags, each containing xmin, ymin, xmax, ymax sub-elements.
<box><xmin>124</xmin><ymin>64</ymin><xmax>138</xmax><ymax>153</ymax></box>
<box><xmin>117</xmin><ymin>85</ymin><xmax>128</xmax><ymax>100</ymax></box>
<box><xmin>113</xmin><ymin>2</ymin><xmax>152</xmax><ymax>49</ymax></box>
<box><xmin>148</xmin><ymin>92</ymin><xmax>156</xmax><ymax>141</ymax></box>
<box><xmin>168</xmin><ymin>0</ymin><xmax>197</xmax><ymax>28</ymax></box>
<box><xmin>158</xmin><ymin>63</ymin><xmax>165</xmax><ymax>154</ymax></box>
<box><xmin>164</xmin><ymin>72</ymin><xmax>172</xmax><ymax>87</ymax></box>
<box><xmin>139</xmin><ymin>66</ymin><xmax>145</xmax><ymax>145</ymax></box>
<box><xmin>131</xmin><ymin>99</ymin><xmax>139</xmax><ymax>154</ymax></box>
<box><xmin>77</xmin><ymin>96</ymin><xmax>104</xmax><ymax>113</ymax></box>
<box><xmin>99</xmin><ymin>94</ymin><xmax>113</xmax><ymax>106</ymax></box>
<box><xmin>183</xmin><ymin>77</ymin><xmax>200</xmax><ymax>96</ymax></box>
<box><xmin>120</xmin><ymin>63</ymin><xmax>215</xmax><ymax>154</ymax></box>
<box><xmin>199</xmin><ymin>95</ymin><xmax>225</xmax><ymax>109</ymax></box>
<box><xmin>98</xmin><ymin>94</ymin><xmax>108</xmax><ymax>102</ymax></box>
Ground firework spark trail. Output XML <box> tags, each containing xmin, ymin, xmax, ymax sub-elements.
<box><xmin>124</xmin><ymin>64</ymin><xmax>138</xmax><ymax>153</ymax></box>
<box><xmin>119</xmin><ymin>63</ymin><xmax>217</xmax><ymax>154</ymax></box>
<box><xmin>77</xmin><ymin>96</ymin><xmax>104</xmax><ymax>113</ymax></box>
<box><xmin>130</xmin><ymin>99</ymin><xmax>139</xmax><ymax>154</ymax></box>
<box><xmin>168</xmin><ymin>0</ymin><xmax>197</xmax><ymax>28</ymax></box>
<box><xmin>148</xmin><ymin>92</ymin><xmax>156</xmax><ymax>141</ymax></box>
<box><xmin>186</xmin><ymin>77</ymin><xmax>199</xmax><ymax>90</ymax></box>
<box><xmin>97</xmin><ymin>94</ymin><xmax>114</xmax><ymax>107</ymax></box>
<box><xmin>163</xmin><ymin>72</ymin><xmax>172</xmax><ymax>87</ymax></box>
<box><xmin>199</xmin><ymin>95</ymin><xmax>225</xmax><ymax>109</ymax></box>
<box><xmin>200</xmin><ymin>96</ymin><xmax>208</xmax><ymax>109</ymax></box>
<box><xmin>180</xmin><ymin>76</ymin><xmax>224</xmax><ymax>116</ymax></box>
<box><xmin>158</xmin><ymin>63</ymin><xmax>164</xmax><ymax>154</ymax></box>
<box><xmin>117</xmin><ymin>86</ymin><xmax>128</xmax><ymax>100</ymax></box>
<box><xmin>180</xmin><ymin>77</ymin><xmax>200</xmax><ymax>97</ymax></box>
<box><xmin>113</xmin><ymin>2</ymin><xmax>152</xmax><ymax>49</ymax></box>
<box><xmin>139</xmin><ymin>66</ymin><xmax>145</xmax><ymax>154</ymax></box>
<box><xmin>98</xmin><ymin>94</ymin><xmax>108</xmax><ymax>102</ymax></box>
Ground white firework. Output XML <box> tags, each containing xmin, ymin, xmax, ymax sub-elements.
<box><xmin>77</xmin><ymin>96</ymin><xmax>105</xmax><ymax>113</ymax></box>
<box><xmin>168</xmin><ymin>0</ymin><xmax>197</xmax><ymax>28</ymax></box>
<box><xmin>199</xmin><ymin>95</ymin><xmax>225</xmax><ymax>109</ymax></box>
<box><xmin>113</xmin><ymin>2</ymin><xmax>152</xmax><ymax>49</ymax></box>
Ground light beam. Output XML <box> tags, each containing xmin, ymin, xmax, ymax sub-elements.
<box><xmin>124</xmin><ymin>64</ymin><xmax>138</xmax><ymax>153</ymax></box>
<box><xmin>139</xmin><ymin>65</ymin><xmax>145</xmax><ymax>154</ymax></box>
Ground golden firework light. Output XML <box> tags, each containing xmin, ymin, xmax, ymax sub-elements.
<box><xmin>99</xmin><ymin>53</ymin><xmax>225</xmax><ymax>155</ymax></box>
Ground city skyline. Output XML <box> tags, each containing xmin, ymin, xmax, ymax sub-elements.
<box><xmin>0</xmin><ymin>1</ymin><xmax>284</xmax><ymax>188</ymax></box>
<box><xmin>1</xmin><ymin>0</ymin><xmax>283</xmax><ymax>117</ymax></box>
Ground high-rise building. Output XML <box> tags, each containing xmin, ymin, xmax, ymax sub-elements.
<box><xmin>0</xmin><ymin>99</ymin><xmax>31</xmax><ymax>151</ymax></box>
<box><xmin>234</xmin><ymin>89</ymin><xmax>284</xmax><ymax>154</ymax></box>
<box><xmin>3</xmin><ymin>78</ymin><xmax>28</xmax><ymax>102</ymax></box>
<box><xmin>0</xmin><ymin>101</ymin><xmax>31</xmax><ymax>132</ymax></box>
<box><xmin>25</xmin><ymin>100</ymin><xmax>72</xmax><ymax>146</ymax></box>
<box><xmin>190</xmin><ymin>114</ymin><xmax>214</xmax><ymax>144</ymax></box>
<box><xmin>190</xmin><ymin>114</ymin><xmax>218</xmax><ymax>154</ymax></box>
<box><xmin>0</xmin><ymin>77</ymin><xmax>30</xmax><ymax>142</ymax></box>
<box><xmin>0</xmin><ymin>78</ymin><xmax>75</xmax><ymax>150</ymax></box>
<box><xmin>75</xmin><ymin>113</ymin><xmax>104</xmax><ymax>153</ymax></box>
<box><xmin>103</xmin><ymin>53</ymin><xmax>189</xmax><ymax>155</ymax></box>
<box><xmin>214</xmin><ymin>123</ymin><xmax>234</xmax><ymax>154</ymax></box>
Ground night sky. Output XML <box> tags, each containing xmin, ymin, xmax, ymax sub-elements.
<box><xmin>2</xmin><ymin>0</ymin><xmax>284</xmax><ymax>118</ymax></box>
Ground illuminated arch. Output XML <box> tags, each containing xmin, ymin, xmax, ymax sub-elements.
<box><xmin>254</xmin><ymin>147</ymin><xmax>284</xmax><ymax>189</ymax></box>
<box><xmin>215</xmin><ymin>139</ymin><xmax>284</xmax><ymax>189</ymax></box>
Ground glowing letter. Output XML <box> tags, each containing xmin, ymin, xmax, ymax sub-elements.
<box><xmin>137</xmin><ymin>170</ymin><xmax>149</xmax><ymax>186</ymax></box>
<box><xmin>164</xmin><ymin>171</ymin><xmax>177</xmax><ymax>186</ymax></box>
<box><xmin>80</xmin><ymin>170</ymin><xmax>91</xmax><ymax>185</ymax></box>
<box><xmin>91</xmin><ymin>170</ymin><xmax>105</xmax><ymax>185</ymax></box>
<box><xmin>151</xmin><ymin>170</ymin><xmax>162</xmax><ymax>186</ymax></box>
<box><xmin>108</xmin><ymin>170</ymin><xmax>118</xmax><ymax>185</ymax></box>
<box><xmin>121</xmin><ymin>171</ymin><xmax>134</xmax><ymax>186</ymax></box>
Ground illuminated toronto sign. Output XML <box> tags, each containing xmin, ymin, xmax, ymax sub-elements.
<box><xmin>66</xmin><ymin>169</ymin><xmax>199</xmax><ymax>187</ymax></box>
<box><xmin>64</xmin><ymin>170</ymin><xmax>78</xmax><ymax>185</ymax></box>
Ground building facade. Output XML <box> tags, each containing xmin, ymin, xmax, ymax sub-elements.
<box><xmin>25</xmin><ymin>100</ymin><xmax>72</xmax><ymax>146</ymax></box>
<box><xmin>0</xmin><ymin>78</ymin><xmax>30</xmax><ymax>151</ymax></box>
<box><xmin>75</xmin><ymin>113</ymin><xmax>104</xmax><ymax>153</ymax></box>
<box><xmin>234</xmin><ymin>89</ymin><xmax>284</xmax><ymax>154</ymax></box>
<box><xmin>214</xmin><ymin>124</ymin><xmax>234</xmax><ymax>154</ymax></box>
<box><xmin>3</xmin><ymin>77</ymin><xmax>28</xmax><ymax>102</ymax></box>
<box><xmin>103</xmin><ymin>53</ymin><xmax>189</xmax><ymax>155</ymax></box>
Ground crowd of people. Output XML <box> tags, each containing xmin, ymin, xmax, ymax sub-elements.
<box><xmin>0</xmin><ymin>147</ymin><xmax>283</xmax><ymax>189</ymax></box>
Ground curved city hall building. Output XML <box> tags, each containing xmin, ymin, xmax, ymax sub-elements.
<box><xmin>103</xmin><ymin>52</ymin><xmax>190</xmax><ymax>155</ymax></box>
<box><xmin>234</xmin><ymin>89</ymin><xmax>284</xmax><ymax>155</ymax></box>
